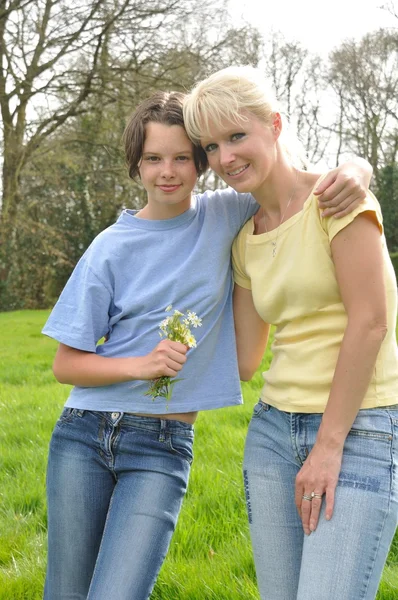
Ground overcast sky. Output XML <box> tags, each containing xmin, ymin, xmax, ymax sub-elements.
<box><xmin>228</xmin><ymin>0</ymin><xmax>397</xmax><ymax>55</ymax></box>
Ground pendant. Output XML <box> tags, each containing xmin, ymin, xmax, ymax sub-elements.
<box><xmin>272</xmin><ymin>241</ymin><xmax>277</xmax><ymax>258</ymax></box>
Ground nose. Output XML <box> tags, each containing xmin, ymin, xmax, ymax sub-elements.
<box><xmin>219</xmin><ymin>144</ymin><xmax>235</xmax><ymax>167</ymax></box>
<box><xmin>160</xmin><ymin>159</ymin><xmax>175</xmax><ymax>179</ymax></box>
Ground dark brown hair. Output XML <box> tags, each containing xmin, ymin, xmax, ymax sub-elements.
<box><xmin>122</xmin><ymin>91</ymin><xmax>208</xmax><ymax>179</ymax></box>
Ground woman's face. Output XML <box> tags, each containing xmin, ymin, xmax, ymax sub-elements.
<box><xmin>200</xmin><ymin>111</ymin><xmax>280</xmax><ymax>196</ymax></box>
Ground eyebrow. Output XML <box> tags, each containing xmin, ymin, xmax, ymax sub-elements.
<box><xmin>142</xmin><ymin>149</ymin><xmax>193</xmax><ymax>156</ymax></box>
<box><xmin>201</xmin><ymin>127</ymin><xmax>242</xmax><ymax>144</ymax></box>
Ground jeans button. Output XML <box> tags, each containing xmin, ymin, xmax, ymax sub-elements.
<box><xmin>111</xmin><ymin>412</ymin><xmax>119</xmax><ymax>420</ymax></box>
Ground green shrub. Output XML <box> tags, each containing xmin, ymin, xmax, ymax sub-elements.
<box><xmin>390</xmin><ymin>252</ymin><xmax>398</xmax><ymax>281</ymax></box>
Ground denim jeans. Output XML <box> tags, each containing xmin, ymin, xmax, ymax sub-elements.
<box><xmin>243</xmin><ymin>402</ymin><xmax>398</xmax><ymax>600</ymax></box>
<box><xmin>44</xmin><ymin>409</ymin><xmax>194</xmax><ymax>600</ymax></box>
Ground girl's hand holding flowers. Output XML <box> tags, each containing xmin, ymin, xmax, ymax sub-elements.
<box><xmin>146</xmin><ymin>306</ymin><xmax>202</xmax><ymax>403</ymax></box>
<box><xmin>143</xmin><ymin>339</ymin><xmax>188</xmax><ymax>381</ymax></box>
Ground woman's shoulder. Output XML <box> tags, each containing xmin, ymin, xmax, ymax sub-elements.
<box><xmin>319</xmin><ymin>189</ymin><xmax>383</xmax><ymax>242</ymax></box>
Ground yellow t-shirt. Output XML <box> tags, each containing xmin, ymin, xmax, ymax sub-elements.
<box><xmin>232</xmin><ymin>187</ymin><xmax>398</xmax><ymax>413</ymax></box>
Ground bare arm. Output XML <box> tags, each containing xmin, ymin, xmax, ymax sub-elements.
<box><xmin>295</xmin><ymin>212</ymin><xmax>387</xmax><ymax>535</ymax></box>
<box><xmin>52</xmin><ymin>339</ymin><xmax>188</xmax><ymax>387</ymax></box>
<box><xmin>233</xmin><ymin>284</ymin><xmax>270</xmax><ymax>381</ymax></box>
<box><xmin>315</xmin><ymin>158</ymin><xmax>373</xmax><ymax>218</ymax></box>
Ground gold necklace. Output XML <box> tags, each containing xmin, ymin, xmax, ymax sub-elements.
<box><xmin>262</xmin><ymin>169</ymin><xmax>299</xmax><ymax>258</ymax></box>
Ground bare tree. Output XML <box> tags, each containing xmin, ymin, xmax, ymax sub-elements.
<box><xmin>381</xmin><ymin>0</ymin><xmax>398</xmax><ymax>21</ymax></box>
<box><xmin>261</xmin><ymin>32</ymin><xmax>331</xmax><ymax>166</ymax></box>
<box><xmin>0</xmin><ymin>0</ymin><xmax>262</xmax><ymax>308</ymax></box>
<box><xmin>327</xmin><ymin>29</ymin><xmax>398</xmax><ymax>178</ymax></box>
<box><xmin>262</xmin><ymin>32</ymin><xmax>308</xmax><ymax>119</ymax></box>
<box><xmin>0</xmin><ymin>0</ymin><xmax>207</xmax><ymax>227</ymax></box>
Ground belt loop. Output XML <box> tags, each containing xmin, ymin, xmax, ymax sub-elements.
<box><xmin>158</xmin><ymin>419</ymin><xmax>167</xmax><ymax>442</ymax></box>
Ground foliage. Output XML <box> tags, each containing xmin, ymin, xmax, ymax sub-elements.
<box><xmin>377</xmin><ymin>164</ymin><xmax>398</xmax><ymax>253</ymax></box>
<box><xmin>0</xmin><ymin>0</ymin><xmax>261</xmax><ymax>311</ymax></box>
<box><xmin>390</xmin><ymin>252</ymin><xmax>398</xmax><ymax>280</ymax></box>
<box><xmin>261</xmin><ymin>33</ymin><xmax>331</xmax><ymax>166</ymax></box>
<box><xmin>1</xmin><ymin>10</ymin><xmax>398</xmax><ymax>309</ymax></box>
<box><xmin>327</xmin><ymin>29</ymin><xmax>398</xmax><ymax>175</ymax></box>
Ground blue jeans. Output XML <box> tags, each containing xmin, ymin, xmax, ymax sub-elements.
<box><xmin>243</xmin><ymin>402</ymin><xmax>398</xmax><ymax>600</ymax></box>
<box><xmin>44</xmin><ymin>409</ymin><xmax>194</xmax><ymax>600</ymax></box>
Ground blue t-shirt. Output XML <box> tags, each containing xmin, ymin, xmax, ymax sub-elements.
<box><xmin>42</xmin><ymin>188</ymin><xmax>258</xmax><ymax>413</ymax></box>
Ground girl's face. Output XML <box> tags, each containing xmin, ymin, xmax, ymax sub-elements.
<box><xmin>200</xmin><ymin>112</ymin><xmax>280</xmax><ymax>198</ymax></box>
<box><xmin>139</xmin><ymin>122</ymin><xmax>198</xmax><ymax>219</ymax></box>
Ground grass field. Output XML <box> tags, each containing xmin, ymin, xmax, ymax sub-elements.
<box><xmin>0</xmin><ymin>310</ymin><xmax>397</xmax><ymax>599</ymax></box>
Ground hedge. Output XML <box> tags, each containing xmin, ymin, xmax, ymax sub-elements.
<box><xmin>391</xmin><ymin>252</ymin><xmax>398</xmax><ymax>281</ymax></box>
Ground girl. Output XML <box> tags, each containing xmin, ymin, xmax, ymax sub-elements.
<box><xmin>183</xmin><ymin>66</ymin><xmax>398</xmax><ymax>600</ymax></box>
<box><xmin>42</xmin><ymin>90</ymin><xmax>372</xmax><ymax>600</ymax></box>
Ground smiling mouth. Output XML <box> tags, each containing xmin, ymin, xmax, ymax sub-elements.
<box><xmin>158</xmin><ymin>184</ymin><xmax>181</xmax><ymax>191</ymax></box>
<box><xmin>227</xmin><ymin>164</ymin><xmax>249</xmax><ymax>176</ymax></box>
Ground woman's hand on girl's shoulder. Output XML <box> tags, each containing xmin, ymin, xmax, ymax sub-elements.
<box><xmin>315</xmin><ymin>158</ymin><xmax>372</xmax><ymax>219</ymax></box>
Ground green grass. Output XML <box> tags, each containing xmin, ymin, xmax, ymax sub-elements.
<box><xmin>0</xmin><ymin>310</ymin><xmax>397</xmax><ymax>599</ymax></box>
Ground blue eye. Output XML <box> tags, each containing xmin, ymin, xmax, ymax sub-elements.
<box><xmin>204</xmin><ymin>143</ymin><xmax>217</xmax><ymax>153</ymax></box>
<box><xmin>231</xmin><ymin>133</ymin><xmax>245</xmax><ymax>142</ymax></box>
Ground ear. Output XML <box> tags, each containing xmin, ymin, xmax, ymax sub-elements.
<box><xmin>272</xmin><ymin>113</ymin><xmax>282</xmax><ymax>139</ymax></box>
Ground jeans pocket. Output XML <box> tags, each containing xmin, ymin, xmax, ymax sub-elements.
<box><xmin>57</xmin><ymin>407</ymin><xmax>85</xmax><ymax>425</ymax></box>
<box><xmin>348</xmin><ymin>428</ymin><xmax>393</xmax><ymax>442</ymax></box>
<box><xmin>347</xmin><ymin>408</ymin><xmax>395</xmax><ymax>442</ymax></box>
<box><xmin>167</xmin><ymin>434</ymin><xmax>194</xmax><ymax>464</ymax></box>
<box><xmin>58</xmin><ymin>407</ymin><xmax>74</xmax><ymax>424</ymax></box>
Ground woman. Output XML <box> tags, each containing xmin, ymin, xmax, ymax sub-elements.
<box><xmin>183</xmin><ymin>66</ymin><xmax>398</xmax><ymax>600</ymax></box>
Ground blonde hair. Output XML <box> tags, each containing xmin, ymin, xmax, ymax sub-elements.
<box><xmin>183</xmin><ymin>65</ymin><xmax>308</xmax><ymax>168</ymax></box>
<box><xmin>183</xmin><ymin>66</ymin><xmax>279</xmax><ymax>144</ymax></box>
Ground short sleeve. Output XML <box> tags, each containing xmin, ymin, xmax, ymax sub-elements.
<box><xmin>320</xmin><ymin>191</ymin><xmax>383</xmax><ymax>242</ymax></box>
<box><xmin>42</xmin><ymin>256</ymin><xmax>113</xmax><ymax>352</ymax></box>
<box><xmin>206</xmin><ymin>188</ymin><xmax>259</xmax><ymax>235</ymax></box>
<box><xmin>232</xmin><ymin>220</ymin><xmax>252</xmax><ymax>290</ymax></box>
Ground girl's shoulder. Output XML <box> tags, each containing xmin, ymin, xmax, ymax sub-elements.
<box><xmin>195</xmin><ymin>188</ymin><xmax>258</xmax><ymax>230</ymax></box>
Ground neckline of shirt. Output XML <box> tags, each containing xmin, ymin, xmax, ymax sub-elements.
<box><xmin>121</xmin><ymin>200</ymin><xmax>198</xmax><ymax>231</ymax></box>
<box><xmin>246</xmin><ymin>178</ymin><xmax>323</xmax><ymax>243</ymax></box>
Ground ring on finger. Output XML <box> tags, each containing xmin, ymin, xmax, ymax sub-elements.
<box><xmin>311</xmin><ymin>491</ymin><xmax>323</xmax><ymax>499</ymax></box>
<box><xmin>302</xmin><ymin>494</ymin><xmax>313</xmax><ymax>501</ymax></box>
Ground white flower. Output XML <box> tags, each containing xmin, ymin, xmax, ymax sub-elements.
<box><xmin>187</xmin><ymin>311</ymin><xmax>202</xmax><ymax>328</ymax></box>
<box><xmin>146</xmin><ymin>305</ymin><xmax>203</xmax><ymax>403</ymax></box>
<box><xmin>186</xmin><ymin>335</ymin><xmax>197</xmax><ymax>348</ymax></box>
